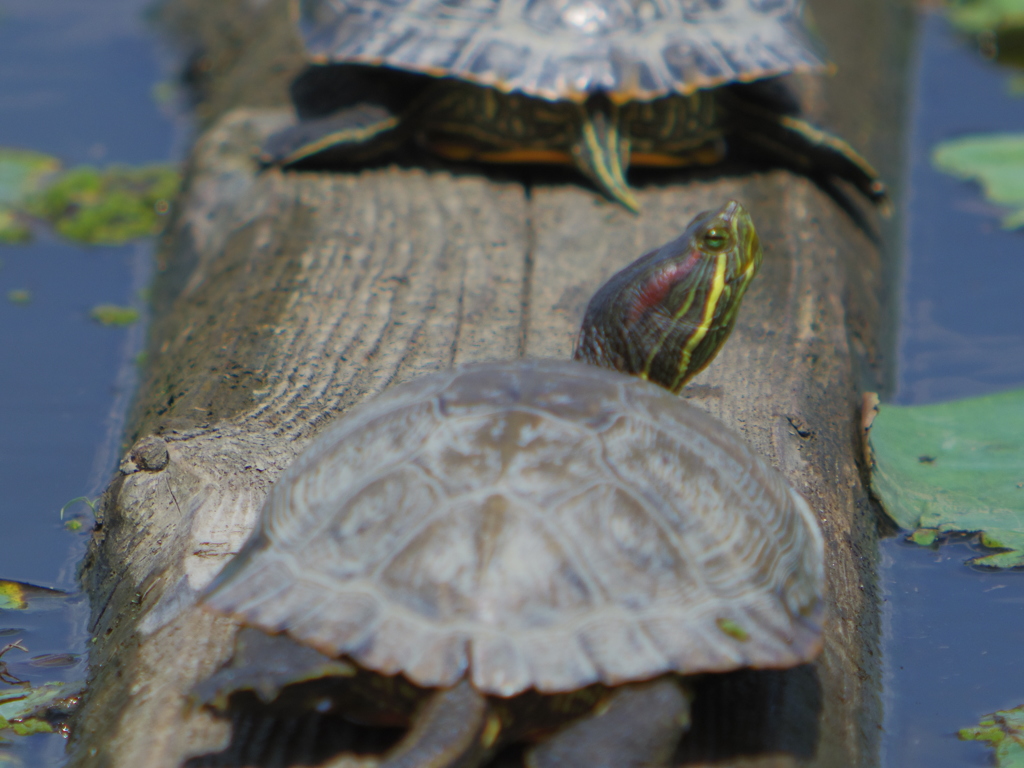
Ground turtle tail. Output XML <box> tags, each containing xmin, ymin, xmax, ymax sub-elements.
<box><xmin>571</xmin><ymin>96</ymin><xmax>640</xmax><ymax>212</ymax></box>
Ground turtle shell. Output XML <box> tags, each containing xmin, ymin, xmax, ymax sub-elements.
<box><xmin>205</xmin><ymin>359</ymin><xmax>826</xmax><ymax>698</ymax></box>
<box><xmin>296</xmin><ymin>0</ymin><xmax>830</xmax><ymax>102</ymax></box>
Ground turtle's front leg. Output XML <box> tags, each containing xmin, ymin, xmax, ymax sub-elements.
<box><xmin>525</xmin><ymin>677</ymin><xmax>691</xmax><ymax>768</ymax></box>
<box><xmin>570</xmin><ymin>96</ymin><xmax>640</xmax><ymax>212</ymax></box>
<box><xmin>261</xmin><ymin>103</ymin><xmax>407</xmax><ymax>168</ymax></box>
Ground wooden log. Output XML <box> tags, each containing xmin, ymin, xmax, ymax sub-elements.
<box><xmin>67</xmin><ymin>0</ymin><xmax>912</xmax><ymax>765</ymax></box>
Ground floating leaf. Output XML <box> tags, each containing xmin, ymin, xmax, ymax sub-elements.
<box><xmin>20</xmin><ymin>164</ymin><xmax>179</xmax><ymax>245</ymax></box>
<box><xmin>959</xmin><ymin>703</ymin><xmax>1024</xmax><ymax>767</ymax></box>
<box><xmin>0</xmin><ymin>582</ymin><xmax>67</xmax><ymax>612</ymax></box>
<box><xmin>89</xmin><ymin>304</ymin><xmax>139</xmax><ymax>327</ymax></box>
<box><xmin>945</xmin><ymin>0</ymin><xmax>1024</xmax><ymax>32</ymax></box>
<box><xmin>933</xmin><ymin>134</ymin><xmax>1024</xmax><ymax>228</ymax></box>
<box><xmin>0</xmin><ymin>680</ymin><xmax>82</xmax><ymax>744</ymax></box>
<box><xmin>869</xmin><ymin>387</ymin><xmax>1024</xmax><ymax>567</ymax></box>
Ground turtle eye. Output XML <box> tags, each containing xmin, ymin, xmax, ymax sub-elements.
<box><xmin>701</xmin><ymin>226</ymin><xmax>731</xmax><ymax>251</ymax></box>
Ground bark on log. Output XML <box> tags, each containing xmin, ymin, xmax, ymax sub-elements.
<box><xmin>68</xmin><ymin>0</ymin><xmax>913</xmax><ymax>765</ymax></box>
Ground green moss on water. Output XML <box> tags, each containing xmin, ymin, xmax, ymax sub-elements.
<box><xmin>0</xmin><ymin>148</ymin><xmax>60</xmax><ymax>206</ymax></box>
<box><xmin>0</xmin><ymin>210</ymin><xmax>31</xmax><ymax>244</ymax></box>
<box><xmin>960</xmin><ymin>704</ymin><xmax>1024</xmax><ymax>767</ymax></box>
<box><xmin>89</xmin><ymin>304</ymin><xmax>140</xmax><ymax>327</ymax></box>
<box><xmin>22</xmin><ymin>164</ymin><xmax>179</xmax><ymax>245</ymax></box>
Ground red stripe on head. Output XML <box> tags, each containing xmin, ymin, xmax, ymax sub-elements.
<box><xmin>626</xmin><ymin>247</ymin><xmax>701</xmax><ymax>327</ymax></box>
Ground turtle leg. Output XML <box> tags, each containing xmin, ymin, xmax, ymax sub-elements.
<box><xmin>722</xmin><ymin>93</ymin><xmax>891</xmax><ymax>214</ymax></box>
<box><xmin>570</xmin><ymin>96</ymin><xmax>640</xmax><ymax>212</ymax></box>
<box><xmin>260</xmin><ymin>103</ymin><xmax>407</xmax><ymax>168</ymax></box>
<box><xmin>321</xmin><ymin>680</ymin><xmax>501</xmax><ymax>768</ymax></box>
<box><xmin>525</xmin><ymin>677</ymin><xmax>691</xmax><ymax>768</ymax></box>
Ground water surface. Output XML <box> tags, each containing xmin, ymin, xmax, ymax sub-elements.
<box><xmin>0</xmin><ymin>0</ymin><xmax>178</xmax><ymax>762</ymax></box>
<box><xmin>881</xmin><ymin>12</ymin><xmax>1024</xmax><ymax>767</ymax></box>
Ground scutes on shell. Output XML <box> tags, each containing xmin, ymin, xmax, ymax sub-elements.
<box><xmin>298</xmin><ymin>0</ymin><xmax>828</xmax><ymax>101</ymax></box>
<box><xmin>206</xmin><ymin>359</ymin><xmax>825</xmax><ymax>697</ymax></box>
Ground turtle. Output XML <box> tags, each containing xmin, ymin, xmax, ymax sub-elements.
<box><xmin>199</xmin><ymin>200</ymin><xmax>826</xmax><ymax>768</ymax></box>
<box><xmin>260</xmin><ymin>0</ymin><xmax>888</xmax><ymax>212</ymax></box>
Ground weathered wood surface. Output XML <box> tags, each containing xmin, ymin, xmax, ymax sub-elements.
<box><xmin>67</xmin><ymin>0</ymin><xmax>912</xmax><ymax>765</ymax></box>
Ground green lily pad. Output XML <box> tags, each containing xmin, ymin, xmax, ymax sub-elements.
<box><xmin>946</xmin><ymin>0</ymin><xmax>1024</xmax><ymax>32</ymax></box>
<box><xmin>89</xmin><ymin>304</ymin><xmax>139</xmax><ymax>327</ymax></box>
<box><xmin>869</xmin><ymin>387</ymin><xmax>1024</xmax><ymax>567</ymax></box>
<box><xmin>959</xmin><ymin>703</ymin><xmax>1024</xmax><ymax>767</ymax></box>
<box><xmin>0</xmin><ymin>581</ymin><xmax>67</xmax><ymax>612</ymax></box>
<box><xmin>21</xmin><ymin>164</ymin><xmax>178</xmax><ymax>245</ymax></box>
<box><xmin>932</xmin><ymin>134</ymin><xmax>1024</xmax><ymax>228</ymax></box>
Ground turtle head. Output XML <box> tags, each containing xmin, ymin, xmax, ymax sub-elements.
<box><xmin>573</xmin><ymin>200</ymin><xmax>762</xmax><ymax>393</ymax></box>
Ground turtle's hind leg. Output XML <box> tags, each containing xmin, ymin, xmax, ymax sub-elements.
<box><xmin>525</xmin><ymin>678</ymin><xmax>691</xmax><ymax>768</ymax></box>
<box><xmin>722</xmin><ymin>91</ymin><xmax>890</xmax><ymax>215</ymax></box>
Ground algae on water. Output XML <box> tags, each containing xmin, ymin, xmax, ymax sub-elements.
<box><xmin>0</xmin><ymin>148</ymin><xmax>59</xmax><ymax>243</ymax></box>
<box><xmin>959</xmin><ymin>703</ymin><xmax>1024</xmax><ymax>768</ymax></box>
<box><xmin>0</xmin><ymin>148</ymin><xmax>179</xmax><ymax>245</ymax></box>
<box><xmin>22</xmin><ymin>164</ymin><xmax>178</xmax><ymax>245</ymax></box>
<box><xmin>89</xmin><ymin>304</ymin><xmax>140</xmax><ymax>327</ymax></box>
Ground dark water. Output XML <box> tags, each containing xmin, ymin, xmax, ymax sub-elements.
<box><xmin>0</xmin><ymin>0</ymin><xmax>178</xmax><ymax>763</ymax></box>
<box><xmin>881</xmin><ymin>11</ymin><xmax>1024</xmax><ymax>768</ymax></box>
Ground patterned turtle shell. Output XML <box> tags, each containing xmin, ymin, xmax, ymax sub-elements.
<box><xmin>298</xmin><ymin>0</ymin><xmax>830</xmax><ymax>102</ymax></box>
<box><xmin>271</xmin><ymin>1</ymin><xmax>886</xmax><ymax>212</ymax></box>
<box><xmin>205</xmin><ymin>358</ymin><xmax>825</xmax><ymax>697</ymax></box>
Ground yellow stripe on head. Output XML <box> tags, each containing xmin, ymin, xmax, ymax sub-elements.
<box><xmin>671</xmin><ymin>253</ymin><xmax>727</xmax><ymax>391</ymax></box>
